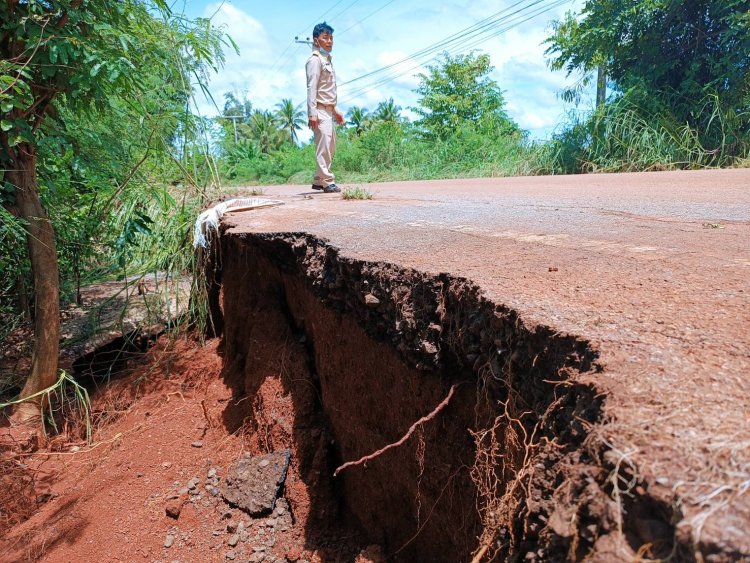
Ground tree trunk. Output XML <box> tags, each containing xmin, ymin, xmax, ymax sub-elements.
<box><xmin>596</xmin><ymin>63</ymin><xmax>607</xmax><ymax>109</ymax></box>
<box><xmin>7</xmin><ymin>146</ymin><xmax>61</xmax><ymax>426</ymax></box>
<box><xmin>14</xmin><ymin>273</ymin><xmax>31</xmax><ymax>322</ymax></box>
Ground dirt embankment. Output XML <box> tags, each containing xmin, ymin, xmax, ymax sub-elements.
<box><xmin>209</xmin><ymin>230</ymin><xmax>688</xmax><ymax>561</ymax></box>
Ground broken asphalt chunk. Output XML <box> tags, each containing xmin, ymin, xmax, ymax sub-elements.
<box><xmin>220</xmin><ymin>450</ymin><xmax>291</xmax><ymax>516</ymax></box>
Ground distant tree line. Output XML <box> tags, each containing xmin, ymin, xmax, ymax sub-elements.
<box><xmin>215</xmin><ymin>0</ymin><xmax>749</xmax><ymax>182</ymax></box>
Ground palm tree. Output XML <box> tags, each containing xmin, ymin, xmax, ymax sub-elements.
<box><xmin>250</xmin><ymin>110</ymin><xmax>284</xmax><ymax>154</ymax></box>
<box><xmin>346</xmin><ymin>106</ymin><xmax>370</xmax><ymax>136</ymax></box>
<box><xmin>274</xmin><ymin>98</ymin><xmax>305</xmax><ymax>144</ymax></box>
<box><xmin>374</xmin><ymin>98</ymin><xmax>402</xmax><ymax>123</ymax></box>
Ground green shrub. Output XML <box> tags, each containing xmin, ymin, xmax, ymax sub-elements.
<box><xmin>533</xmin><ymin>94</ymin><xmax>750</xmax><ymax>174</ymax></box>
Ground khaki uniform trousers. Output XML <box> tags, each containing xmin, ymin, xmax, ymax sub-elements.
<box><xmin>313</xmin><ymin>105</ymin><xmax>336</xmax><ymax>186</ymax></box>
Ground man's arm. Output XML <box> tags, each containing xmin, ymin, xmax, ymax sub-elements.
<box><xmin>306</xmin><ymin>56</ymin><xmax>321</xmax><ymax>130</ymax></box>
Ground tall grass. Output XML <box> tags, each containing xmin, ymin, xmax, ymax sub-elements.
<box><xmin>223</xmin><ymin>94</ymin><xmax>749</xmax><ymax>184</ymax></box>
<box><xmin>534</xmin><ymin>94</ymin><xmax>750</xmax><ymax>174</ymax></box>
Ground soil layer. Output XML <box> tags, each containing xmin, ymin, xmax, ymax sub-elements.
<box><xmin>210</xmin><ymin>231</ymin><xmax>684</xmax><ymax>561</ymax></box>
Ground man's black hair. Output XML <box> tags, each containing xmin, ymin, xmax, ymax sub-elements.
<box><xmin>312</xmin><ymin>22</ymin><xmax>334</xmax><ymax>38</ymax></box>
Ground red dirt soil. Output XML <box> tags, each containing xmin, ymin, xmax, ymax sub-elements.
<box><xmin>0</xmin><ymin>336</ymin><xmax>376</xmax><ymax>563</ymax></box>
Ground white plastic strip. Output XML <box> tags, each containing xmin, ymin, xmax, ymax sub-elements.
<box><xmin>193</xmin><ymin>197</ymin><xmax>283</xmax><ymax>249</ymax></box>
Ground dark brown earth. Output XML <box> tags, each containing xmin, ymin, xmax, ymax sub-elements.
<box><xmin>1</xmin><ymin>169</ymin><xmax>748</xmax><ymax>562</ymax></box>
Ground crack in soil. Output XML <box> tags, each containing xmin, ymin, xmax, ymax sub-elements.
<box><xmin>209</xmin><ymin>231</ymin><xmax>691</xmax><ymax>561</ymax></box>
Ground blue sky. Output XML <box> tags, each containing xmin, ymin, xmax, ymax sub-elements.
<box><xmin>179</xmin><ymin>0</ymin><xmax>590</xmax><ymax>140</ymax></box>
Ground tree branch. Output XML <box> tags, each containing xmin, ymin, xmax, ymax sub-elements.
<box><xmin>28</xmin><ymin>93</ymin><xmax>57</xmax><ymax>132</ymax></box>
<box><xmin>57</xmin><ymin>0</ymin><xmax>82</xmax><ymax>29</ymax></box>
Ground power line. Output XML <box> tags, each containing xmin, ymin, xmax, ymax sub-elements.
<box><xmin>340</xmin><ymin>0</ymin><xmax>546</xmax><ymax>88</ymax></box>
<box><xmin>340</xmin><ymin>4</ymin><xmax>563</xmax><ymax>104</ymax></box>
<box><xmin>269</xmin><ymin>0</ymin><xmax>349</xmax><ymax>76</ymax></box>
<box><xmin>328</xmin><ymin>0</ymin><xmax>364</xmax><ymax>23</ymax></box>
<box><xmin>462</xmin><ymin>0</ymin><xmax>569</xmax><ymax>53</ymax></box>
<box><xmin>273</xmin><ymin>0</ymin><xmax>373</xmax><ymax>76</ymax></box>
<box><xmin>338</xmin><ymin>0</ymin><xmax>396</xmax><ymax>36</ymax></box>
<box><xmin>339</xmin><ymin>0</ymin><xmax>569</xmax><ymax>104</ymax></box>
<box><xmin>296</xmin><ymin>0</ymin><xmax>348</xmax><ymax>36</ymax></box>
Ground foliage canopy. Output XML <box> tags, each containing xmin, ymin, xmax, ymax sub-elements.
<box><xmin>413</xmin><ymin>52</ymin><xmax>521</xmax><ymax>140</ymax></box>
<box><xmin>0</xmin><ymin>0</ymin><xmax>227</xmax><ymax>421</ymax></box>
<box><xmin>546</xmin><ymin>0</ymin><xmax>750</xmax><ymax>127</ymax></box>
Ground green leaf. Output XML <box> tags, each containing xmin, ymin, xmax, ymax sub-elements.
<box><xmin>9</xmin><ymin>132</ymin><xmax>32</xmax><ymax>147</ymax></box>
<box><xmin>1</xmin><ymin>120</ymin><xmax>12</xmax><ymax>132</ymax></box>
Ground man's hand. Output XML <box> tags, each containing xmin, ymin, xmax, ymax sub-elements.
<box><xmin>308</xmin><ymin>116</ymin><xmax>319</xmax><ymax>130</ymax></box>
<box><xmin>334</xmin><ymin>111</ymin><xmax>345</xmax><ymax>126</ymax></box>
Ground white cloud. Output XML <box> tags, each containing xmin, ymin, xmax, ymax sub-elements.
<box><xmin>375</xmin><ymin>51</ymin><xmax>424</xmax><ymax>89</ymax></box>
<box><xmin>194</xmin><ymin>4</ymin><xmax>304</xmax><ymax>116</ymax></box>
<box><xmin>208</xmin><ymin>3</ymin><xmax>270</xmax><ymax>60</ymax></box>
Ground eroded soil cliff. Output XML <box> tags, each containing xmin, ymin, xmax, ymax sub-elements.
<box><xmin>208</xmin><ymin>231</ymin><xmax>686</xmax><ymax>561</ymax></box>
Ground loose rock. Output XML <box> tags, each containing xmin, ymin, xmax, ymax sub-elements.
<box><xmin>165</xmin><ymin>495</ymin><xmax>187</xmax><ymax>519</ymax></box>
<box><xmin>220</xmin><ymin>450</ymin><xmax>291</xmax><ymax>516</ymax></box>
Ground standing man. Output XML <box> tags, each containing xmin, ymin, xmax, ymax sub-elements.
<box><xmin>306</xmin><ymin>22</ymin><xmax>345</xmax><ymax>193</ymax></box>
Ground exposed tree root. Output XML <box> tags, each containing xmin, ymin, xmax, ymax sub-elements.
<box><xmin>333</xmin><ymin>384</ymin><xmax>459</xmax><ymax>477</ymax></box>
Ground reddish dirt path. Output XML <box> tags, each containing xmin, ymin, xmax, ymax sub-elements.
<box><xmin>1</xmin><ymin>338</ymin><xmax>358</xmax><ymax>563</ymax></box>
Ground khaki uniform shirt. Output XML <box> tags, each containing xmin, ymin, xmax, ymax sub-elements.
<box><xmin>306</xmin><ymin>48</ymin><xmax>337</xmax><ymax>118</ymax></box>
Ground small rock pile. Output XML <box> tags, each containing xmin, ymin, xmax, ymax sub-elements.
<box><xmin>162</xmin><ymin>451</ymin><xmax>301</xmax><ymax>562</ymax></box>
<box><xmin>219</xmin><ymin>499</ymin><xmax>294</xmax><ymax>562</ymax></box>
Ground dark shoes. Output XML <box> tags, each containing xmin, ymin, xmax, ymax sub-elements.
<box><xmin>312</xmin><ymin>183</ymin><xmax>340</xmax><ymax>193</ymax></box>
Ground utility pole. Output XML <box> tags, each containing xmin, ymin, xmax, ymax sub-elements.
<box><xmin>223</xmin><ymin>115</ymin><xmax>243</xmax><ymax>143</ymax></box>
<box><xmin>295</xmin><ymin>36</ymin><xmax>313</xmax><ymax>47</ymax></box>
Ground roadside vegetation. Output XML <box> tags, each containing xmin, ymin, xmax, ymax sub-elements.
<box><xmin>1</xmin><ymin>0</ymin><xmax>748</xmax><ymax>435</ymax></box>
<box><xmin>0</xmin><ymin>0</ymin><xmax>229</xmax><ymax>426</ymax></box>
<box><xmin>341</xmin><ymin>187</ymin><xmax>374</xmax><ymax>200</ymax></box>
<box><xmin>219</xmin><ymin>1</ymin><xmax>749</xmax><ymax>185</ymax></box>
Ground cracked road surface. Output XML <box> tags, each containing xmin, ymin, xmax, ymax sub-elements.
<box><xmin>223</xmin><ymin>168</ymin><xmax>750</xmax><ymax>557</ymax></box>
